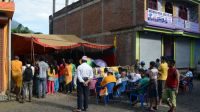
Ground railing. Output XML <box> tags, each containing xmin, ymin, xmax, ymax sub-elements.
<box><xmin>173</xmin><ymin>17</ymin><xmax>199</xmax><ymax>33</ymax></box>
<box><xmin>145</xmin><ymin>8</ymin><xmax>200</xmax><ymax>33</ymax></box>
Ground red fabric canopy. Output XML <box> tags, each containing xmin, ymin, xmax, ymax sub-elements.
<box><xmin>12</xmin><ymin>33</ymin><xmax>113</xmax><ymax>55</ymax></box>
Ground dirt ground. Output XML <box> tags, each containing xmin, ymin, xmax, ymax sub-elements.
<box><xmin>0</xmin><ymin>80</ymin><xmax>199</xmax><ymax>112</ymax></box>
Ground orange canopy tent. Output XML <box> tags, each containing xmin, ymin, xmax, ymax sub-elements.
<box><xmin>12</xmin><ymin>33</ymin><xmax>113</xmax><ymax>56</ymax></box>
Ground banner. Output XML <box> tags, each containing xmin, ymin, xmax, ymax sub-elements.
<box><xmin>146</xmin><ymin>8</ymin><xmax>173</xmax><ymax>25</ymax></box>
<box><xmin>146</xmin><ymin>8</ymin><xmax>199</xmax><ymax>33</ymax></box>
<box><xmin>173</xmin><ymin>17</ymin><xmax>185</xmax><ymax>29</ymax></box>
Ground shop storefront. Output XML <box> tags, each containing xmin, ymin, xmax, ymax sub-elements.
<box><xmin>138</xmin><ymin>7</ymin><xmax>200</xmax><ymax>69</ymax></box>
<box><xmin>139</xmin><ymin>32</ymin><xmax>162</xmax><ymax>65</ymax></box>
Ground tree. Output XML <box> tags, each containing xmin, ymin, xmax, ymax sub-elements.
<box><xmin>34</xmin><ymin>32</ymin><xmax>43</xmax><ymax>34</ymax></box>
<box><xmin>21</xmin><ymin>27</ymin><xmax>32</xmax><ymax>33</ymax></box>
<box><xmin>11</xmin><ymin>24</ymin><xmax>33</xmax><ymax>34</ymax></box>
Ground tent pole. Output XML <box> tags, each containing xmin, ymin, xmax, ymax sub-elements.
<box><xmin>44</xmin><ymin>46</ymin><xmax>46</xmax><ymax>54</ymax></box>
<box><xmin>70</xmin><ymin>47</ymin><xmax>73</xmax><ymax>59</ymax></box>
<box><xmin>31</xmin><ymin>37</ymin><xmax>33</xmax><ymax>62</ymax></box>
<box><xmin>82</xmin><ymin>45</ymin><xmax>85</xmax><ymax>56</ymax></box>
<box><xmin>32</xmin><ymin>40</ymin><xmax>35</xmax><ymax>65</ymax></box>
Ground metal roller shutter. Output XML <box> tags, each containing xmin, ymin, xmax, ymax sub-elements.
<box><xmin>140</xmin><ymin>32</ymin><xmax>161</xmax><ymax>65</ymax></box>
<box><xmin>195</xmin><ymin>39</ymin><xmax>200</xmax><ymax>66</ymax></box>
<box><xmin>176</xmin><ymin>38</ymin><xmax>190</xmax><ymax>68</ymax></box>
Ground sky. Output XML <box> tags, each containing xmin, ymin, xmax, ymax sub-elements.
<box><xmin>13</xmin><ymin>0</ymin><xmax>78</xmax><ymax>34</ymax></box>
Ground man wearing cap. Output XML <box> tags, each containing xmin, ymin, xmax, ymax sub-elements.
<box><xmin>140</xmin><ymin>61</ymin><xmax>147</xmax><ymax>71</ymax></box>
<box><xmin>74</xmin><ymin>56</ymin><xmax>94</xmax><ymax>112</ymax></box>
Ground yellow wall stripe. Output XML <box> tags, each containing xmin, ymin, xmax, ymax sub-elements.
<box><xmin>161</xmin><ymin>37</ymin><xmax>164</xmax><ymax>56</ymax></box>
<box><xmin>174</xmin><ymin>38</ymin><xmax>176</xmax><ymax>61</ymax></box>
<box><xmin>136</xmin><ymin>32</ymin><xmax>140</xmax><ymax>60</ymax></box>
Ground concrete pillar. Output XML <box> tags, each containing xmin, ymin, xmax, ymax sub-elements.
<box><xmin>8</xmin><ymin>19</ymin><xmax>11</xmax><ymax>93</ymax></box>
<box><xmin>101</xmin><ymin>0</ymin><xmax>104</xmax><ymax>33</ymax></box>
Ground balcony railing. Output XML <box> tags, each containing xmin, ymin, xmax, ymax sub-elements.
<box><xmin>145</xmin><ymin>8</ymin><xmax>199</xmax><ymax>33</ymax></box>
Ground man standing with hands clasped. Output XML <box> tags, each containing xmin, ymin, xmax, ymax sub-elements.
<box><xmin>73</xmin><ymin>56</ymin><xmax>94</xmax><ymax>112</ymax></box>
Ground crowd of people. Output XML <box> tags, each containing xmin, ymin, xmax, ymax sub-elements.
<box><xmin>11</xmin><ymin>56</ymin><xmax>77</xmax><ymax>101</ymax></box>
<box><xmin>90</xmin><ymin>56</ymin><xmax>181</xmax><ymax>112</ymax></box>
<box><xmin>11</xmin><ymin>55</ymin><xmax>194</xmax><ymax>112</ymax></box>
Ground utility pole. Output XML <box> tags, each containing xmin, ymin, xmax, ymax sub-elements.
<box><xmin>80</xmin><ymin>0</ymin><xmax>83</xmax><ymax>38</ymax></box>
<box><xmin>65</xmin><ymin>0</ymin><xmax>69</xmax><ymax>6</ymax></box>
<box><xmin>65</xmin><ymin>0</ymin><xmax>69</xmax><ymax>34</ymax></box>
<box><xmin>53</xmin><ymin>0</ymin><xmax>56</xmax><ymax>15</ymax></box>
<box><xmin>51</xmin><ymin>0</ymin><xmax>56</xmax><ymax>34</ymax></box>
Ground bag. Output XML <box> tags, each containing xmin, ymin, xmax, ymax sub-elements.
<box><xmin>99</xmin><ymin>87</ymin><xmax>108</xmax><ymax>96</ymax></box>
<box><xmin>23</xmin><ymin>66</ymin><xmax>33</xmax><ymax>81</ymax></box>
<box><xmin>35</xmin><ymin>65</ymin><xmax>40</xmax><ymax>76</ymax></box>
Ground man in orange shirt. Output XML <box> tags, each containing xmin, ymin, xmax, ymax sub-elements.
<box><xmin>11</xmin><ymin>56</ymin><xmax>22</xmax><ymax>101</ymax></box>
<box><xmin>100</xmin><ymin>69</ymin><xmax>117</xmax><ymax>87</ymax></box>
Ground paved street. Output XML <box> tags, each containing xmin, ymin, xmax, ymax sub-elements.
<box><xmin>0</xmin><ymin>80</ymin><xmax>200</xmax><ymax>112</ymax></box>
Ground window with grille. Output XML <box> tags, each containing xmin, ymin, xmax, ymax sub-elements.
<box><xmin>179</xmin><ymin>6</ymin><xmax>188</xmax><ymax>20</ymax></box>
<box><xmin>165</xmin><ymin>2</ymin><xmax>173</xmax><ymax>14</ymax></box>
<box><xmin>148</xmin><ymin>0</ymin><xmax>158</xmax><ymax>10</ymax></box>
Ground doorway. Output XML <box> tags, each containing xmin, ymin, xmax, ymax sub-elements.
<box><xmin>163</xmin><ymin>37</ymin><xmax>174</xmax><ymax>60</ymax></box>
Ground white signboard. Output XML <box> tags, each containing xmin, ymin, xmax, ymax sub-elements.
<box><xmin>147</xmin><ymin>8</ymin><xmax>173</xmax><ymax>25</ymax></box>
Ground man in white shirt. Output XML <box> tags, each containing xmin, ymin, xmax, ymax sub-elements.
<box><xmin>74</xmin><ymin>56</ymin><xmax>94</xmax><ymax>112</ymax></box>
<box><xmin>128</xmin><ymin>73</ymin><xmax>141</xmax><ymax>83</ymax></box>
<box><xmin>22</xmin><ymin>59</ymin><xmax>34</xmax><ymax>103</ymax></box>
<box><xmin>116</xmin><ymin>69</ymin><xmax>128</xmax><ymax>85</ymax></box>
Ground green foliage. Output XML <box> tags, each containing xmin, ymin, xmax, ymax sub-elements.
<box><xmin>11</xmin><ymin>24</ymin><xmax>33</xmax><ymax>34</ymax></box>
<box><xmin>34</xmin><ymin>32</ymin><xmax>43</xmax><ymax>34</ymax></box>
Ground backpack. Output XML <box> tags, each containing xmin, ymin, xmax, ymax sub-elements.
<box><xmin>23</xmin><ymin>66</ymin><xmax>33</xmax><ymax>81</ymax></box>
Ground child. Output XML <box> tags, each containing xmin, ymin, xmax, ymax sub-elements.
<box><xmin>53</xmin><ymin>61</ymin><xmax>59</xmax><ymax>93</ymax></box>
<box><xmin>148</xmin><ymin>61</ymin><xmax>159</xmax><ymax>111</ymax></box>
<box><xmin>65</xmin><ymin>60</ymin><xmax>73</xmax><ymax>94</ymax></box>
<box><xmin>47</xmin><ymin>64</ymin><xmax>55</xmax><ymax>94</ymax></box>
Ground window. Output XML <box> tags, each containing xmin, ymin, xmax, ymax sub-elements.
<box><xmin>165</xmin><ymin>2</ymin><xmax>173</xmax><ymax>14</ymax></box>
<box><xmin>148</xmin><ymin>0</ymin><xmax>158</xmax><ymax>10</ymax></box>
<box><xmin>179</xmin><ymin>6</ymin><xmax>188</xmax><ymax>20</ymax></box>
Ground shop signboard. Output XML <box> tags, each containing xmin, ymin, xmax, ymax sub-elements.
<box><xmin>189</xmin><ymin>22</ymin><xmax>199</xmax><ymax>32</ymax></box>
<box><xmin>145</xmin><ymin>8</ymin><xmax>174</xmax><ymax>29</ymax></box>
<box><xmin>185</xmin><ymin>21</ymin><xmax>190</xmax><ymax>29</ymax></box>
<box><xmin>173</xmin><ymin>17</ymin><xmax>185</xmax><ymax>30</ymax></box>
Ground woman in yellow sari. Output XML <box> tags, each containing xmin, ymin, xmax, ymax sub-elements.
<box><xmin>65</xmin><ymin>60</ymin><xmax>73</xmax><ymax>93</ymax></box>
<box><xmin>11</xmin><ymin>56</ymin><xmax>22</xmax><ymax>101</ymax></box>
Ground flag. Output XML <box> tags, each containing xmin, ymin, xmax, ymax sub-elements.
<box><xmin>114</xmin><ymin>35</ymin><xmax>117</xmax><ymax>50</ymax></box>
<box><xmin>113</xmin><ymin>35</ymin><xmax>117</xmax><ymax>65</ymax></box>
